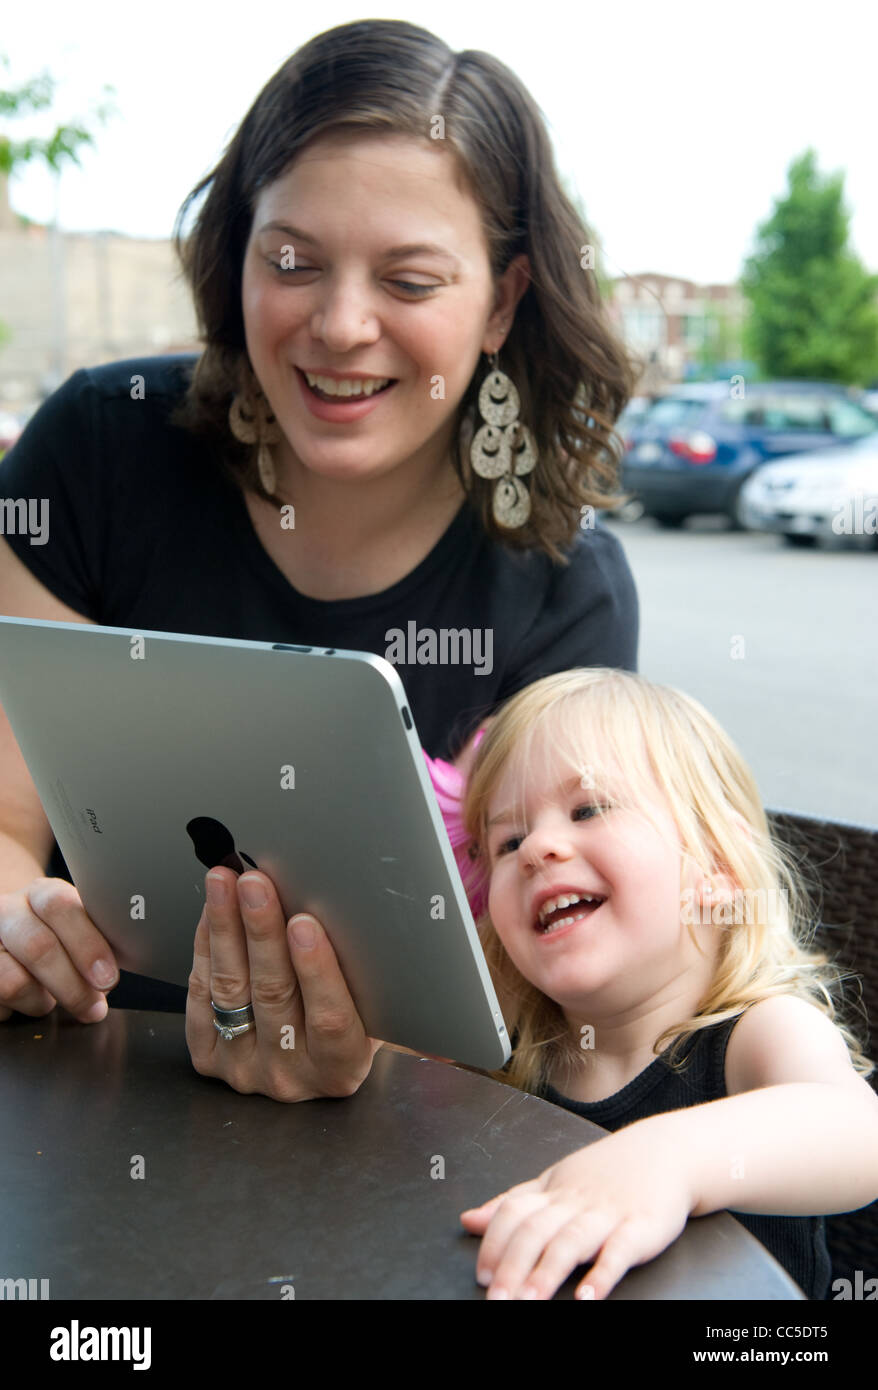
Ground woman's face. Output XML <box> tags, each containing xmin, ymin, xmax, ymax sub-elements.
<box><xmin>484</xmin><ymin>732</ymin><xmax>721</xmax><ymax>1019</ymax></box>
<box><xmin>241</xmin><ymin>132</ymin><xmax>528</xmax><ymax>486</ymax></box>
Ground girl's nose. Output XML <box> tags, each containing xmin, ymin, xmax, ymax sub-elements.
<box><xmin>520</xmin><ymin>822</ymin><xmax>575</xmax><ymax>869</ymax></box>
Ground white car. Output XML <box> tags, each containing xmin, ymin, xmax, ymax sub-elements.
<box><xmin>738</xmin><ymin>432</ymin><xmax>878</xmax><ymax>548</ymax></box>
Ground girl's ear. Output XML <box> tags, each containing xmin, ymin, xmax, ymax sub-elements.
<box><xmin>694</xmin><ymin>872</ymin><xmax>739</xmax><ymax>918</ymax></box>
<box><xmin>731</xmin><ymin>812</ymin><xmax>754</xmax><ymax>843</ymax></box>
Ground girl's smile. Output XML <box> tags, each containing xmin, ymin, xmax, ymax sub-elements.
<box><xmin>485</xmin><ymin>743</ymin><xmax>723</xmax><ymax>1019</ymax></box>
<box><xmin>533</xmin><ymin>890</ymin><xmax>607</xmax><ymax>941</ymax></box>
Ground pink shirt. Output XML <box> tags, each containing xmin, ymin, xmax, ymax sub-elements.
<box><xmin>422</xmin><ymin>729</ymin><xmax>489</xmax><ymax>919</ymax></box>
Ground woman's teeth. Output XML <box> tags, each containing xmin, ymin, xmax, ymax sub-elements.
<box><xmin>303</xmin><ymin>371</ymin><xmax>392</xmax><ymax>398</ymax></box>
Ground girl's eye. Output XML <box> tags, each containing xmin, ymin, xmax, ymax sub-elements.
<box><xmin>494</xmin><ymin>805</ymin><xmax>604</xmax><ymax>855</ymax></box>
<box><xmin>492</xmin><ymin>804</ymin><xmax>608</xmax><ymax>858</ymax></box>
<box><xmin>265</xmin><ymin>260</ymin><xmax>437</xmax><ymax>296</ymax></box>
<box><xmin>495</xmin><ymin>835</ymin><xmax>522</xmax><ymax>857</ymax></box>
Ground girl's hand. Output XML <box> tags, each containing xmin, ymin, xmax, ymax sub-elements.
<box><xmin>460</xmin><ymin>1124</ymin><xmax>695</xmax><ymax>1300</ymax></box>
<box><xmin>186</xmin><ymin>868</ymin><xmax>382</xmax><ymax>1102</ymax></box>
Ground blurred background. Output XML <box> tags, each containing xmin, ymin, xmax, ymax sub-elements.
<box><xmin>1</xmin><ymin>0</ymin><xmax>875</xmax><ymax>822</ymax></box>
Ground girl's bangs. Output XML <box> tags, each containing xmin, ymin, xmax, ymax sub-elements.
<box><xmin>492</xmin><ymin>691</ymin><xmax>664</xmax><ymax>838</ymax></box>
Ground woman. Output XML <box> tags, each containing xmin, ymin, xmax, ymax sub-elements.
<box><xmin>0</xmin><ymin>19</ymin><xmax>641</xmax><ymax>1101</ymax></box>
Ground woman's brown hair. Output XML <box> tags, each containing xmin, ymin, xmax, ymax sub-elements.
<box><xmin>171</xmin><ymin>18</ymin><xmax>643</xmax><ymax>563</ymax></box>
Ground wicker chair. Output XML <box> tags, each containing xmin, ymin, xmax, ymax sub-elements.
<box><xmin>766</xmin><ymin>808</ymin><xmax>878</xmax><ymax>1296</ymax></box>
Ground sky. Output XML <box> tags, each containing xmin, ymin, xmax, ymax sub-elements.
<box><xmin>2</xmin><ymin>0</ymin><xmax>876</xmax><ymax>286</ymax></box>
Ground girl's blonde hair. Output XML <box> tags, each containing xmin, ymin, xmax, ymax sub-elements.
<box><xmin>461</xmin><ymin>668</ymin><xmax>875</xmax><ymax>1094</ymax></box>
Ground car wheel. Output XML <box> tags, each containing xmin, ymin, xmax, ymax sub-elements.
<box><xmin>612</xmin><ymin>499</ymin><xmax>645</xmax><ymax>523</ymax></box>
<box><xmin>651</xmin><ymin>512</ymin><xmax>687</xmax><ymax>528</ymax></box>
<box><xmin>726</xmin><ymin>483</ymin><xmax>750</xmax><ymax>531</ymax></box>
<box><xmin>782</xmin><ymin>533</ymin><xmax>817</xmax><ymax>548</ymax></box>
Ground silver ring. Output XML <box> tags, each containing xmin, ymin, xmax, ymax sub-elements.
<box><xmin>211</xmin><ymin>999</ymin><xmax>256</xmax><ymax>1041</ymax></box>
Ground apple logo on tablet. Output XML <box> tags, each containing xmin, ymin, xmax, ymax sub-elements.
<box><xmin>186</xmin><ymin>817</ymin><xmax>259</xmax><ymax>875</ymax></box>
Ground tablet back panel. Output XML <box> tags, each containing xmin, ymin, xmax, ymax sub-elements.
<box><xmin>0</xmin><ymin>618</ymin><xmax>509</xmax><ymax>1068</ymax></box>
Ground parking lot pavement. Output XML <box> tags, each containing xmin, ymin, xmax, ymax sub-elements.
<box><xmin>602</xmin><ymin>514</ymin><xmax>875</xmax><ymax>825</ymax></box>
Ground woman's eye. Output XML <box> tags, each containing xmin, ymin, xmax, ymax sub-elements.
<box><xmin>389</xmin><ymin>281</ymin><xmax>437</xmax><ymax>296</ymax></box>
<box><xmin>267</xmin><ymin>259</ymin><xmax>314</xmax><ymax>276</ymax></box>
<box><xmin>265</xmin><ymin>260</ymin><xmax>437</xmax><ymax>296</ymax></box>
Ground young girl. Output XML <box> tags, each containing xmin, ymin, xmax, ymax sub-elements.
<box><xmin>426</xmin><ymin>668</ymin><xmax>878</xmax><ymax>1301</ymax></box>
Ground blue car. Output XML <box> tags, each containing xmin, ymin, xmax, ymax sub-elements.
<box><xmin>621</xmin><ymin>381</ymin><xmax>877</xmax><ymax>527</ymax></box>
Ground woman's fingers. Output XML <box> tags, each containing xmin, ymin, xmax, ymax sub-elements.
<box><xmin>186</xmin><ymin>911</ymin><xmax>222</xmax><ymax>1063</ymax></box>
<box><xmin>236</xmin><ymin>873</ymin><xmax>301</xmax><ymax>1042</ymax></box>
<box><xmin>0</xmin><ymin>942</ymin><xmax>58</xmax><ymax>1018</ymax></box>
<box><xmin>186</xmin><ymin>868</ymin><xmax>266</xmax><ymax>1073</ymax></box>
<box><xmin>287</xmin><ymin>912</ymin><xmax>379</xmax><ymax>1089</ymax></box>
<box><xmin>0</xmin><ymin>881</ymin><xmax>114</xmax><ymax>1022</ymax></box>
<box><xmin>24</xmin><ymin>879</ymin><xmax>119</xmax><ymax>994</ymax></box>
<box><xmin>205</xmin><ymin>870</ymin><xmax>257</xmax><ymax>1011</ymax></box>
<box><xmin>186</xmin><ymin>867</ymin><xmax>379</xmax><ymax>1101</ymax></box>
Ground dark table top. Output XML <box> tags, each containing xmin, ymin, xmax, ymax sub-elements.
<box><xmin>0</xmin><ymin>1009</ymin><xmax>804</xmax><ymax>1300</ymax></box>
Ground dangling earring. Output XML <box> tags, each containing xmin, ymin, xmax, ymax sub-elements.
<box><xmin>228</xmin><ymin>379</ymin><xmax>282</xmax><ymax>496</ymax></box>
<box><xmin>469</xmin><ymin>351</ymin><xmax>537</xmax><ymax>528</ymax></box>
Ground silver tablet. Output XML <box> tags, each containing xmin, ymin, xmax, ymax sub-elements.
<box><xmin>0</xmin><ymin>617</ymin><xmax>510</xmax><ymax>1068</ymax></box>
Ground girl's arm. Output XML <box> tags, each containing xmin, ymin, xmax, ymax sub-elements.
<box><xmin>461</xmin><ymin>995</ymin><xmax>878</xmax><ymax>1299</ymax></box>
<box><xmin>643</xmin><ymin>994</ymin><xmax>878</xmax><ymax>1219</ymax></box>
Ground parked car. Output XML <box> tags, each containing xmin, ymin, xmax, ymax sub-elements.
<box><xmin>737</xmin><ymin>430</ymin><xmax>878</xmax><ymax>549</ymax></box>
<box><xmin>621</xmin><ymin>381</ymin><xmax>877</xmax><ymax>527</ymax></box>
<box><xmin>615</xmin><ymin>393</ymin><xmax>664</xmax><ymax>444</ymax></box>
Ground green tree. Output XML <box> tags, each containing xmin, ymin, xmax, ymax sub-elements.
<box><xmin>0</xmin><ymin>53</ymin><xmax>115</xmax><ymax>178</ymax></box>
<box><xmin>0</xmin><ymin>55</ymin><xmax>115</xmax><ymax>373</ymax></box>
<box><xmin>740</xmin><ymin>148</ymin><xmax>878</xmax><ymax>385</ymax></box>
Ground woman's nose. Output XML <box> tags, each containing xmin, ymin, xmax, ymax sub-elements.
<box><xmin>310</xmin><ymin>276</ymin><xmax>381</xmax><ymax>350</ymax></box>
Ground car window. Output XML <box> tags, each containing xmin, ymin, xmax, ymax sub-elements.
<box><xmin>824</xmin><ymin>398</ymin><xmax>877</xmax><ymax>437</ymax></box>
<box><xmin>717</xmin><ymin>399</ymin><xmax>765</xmax><ymax>427</ymax></box>
<box><xmin>759</xmin><ymin>395</ymin><xmax>830</xmax><ymax>431</ymax></box>
<box><xmin>618</xmin><ymin>399</ymin><xmax>653</xmax><ymax>427</ymax></box>
<box><xmin>644</xmin><ymin>398</ymin><xmax>707</xmax><ymax>429</ymax></box>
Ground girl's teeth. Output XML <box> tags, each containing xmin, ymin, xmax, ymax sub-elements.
<box><xmin>541</xmin><ymin>908</ymin><xmax>593</xmax><ymax>935</ymax></box>
<box><xmin>539</xmin><ymin>893</ymin><xmax>590</xmax><ymax>924</ymax></box>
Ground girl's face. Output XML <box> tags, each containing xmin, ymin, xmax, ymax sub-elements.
<box><xmin>241</xmin><ymin>131</ymin><xmax>528</xmax><ymax>486</ymax></box>
<box><xmin>484</xmin><ymin>733</ymin><xmax>721</xmax><ymax>1017</ymax></box>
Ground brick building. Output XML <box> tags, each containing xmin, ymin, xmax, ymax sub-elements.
<box><xmin>0</xmin><ymin>172</ymin><xmax>199</xmax><ymax>412</ymax></box>
<box><xmin>607</xmin><ymin>271</ymin><xmax>745</xmax><ymax>389</ymax></box>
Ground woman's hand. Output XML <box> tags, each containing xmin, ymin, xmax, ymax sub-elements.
<box><xmin>459</xmin><ymin>1123</ymin><xmax>695</xmax><ymax>1300</ymax></box>
<box><xmin>186</xmin><ymin>867</ymin><xmax>382</xmax><ymax>1102</ymax></box>
<box><xmin>0</xmin><ymin>878</ymin><xmax>118</xmax><ymax>1023</ymax></box>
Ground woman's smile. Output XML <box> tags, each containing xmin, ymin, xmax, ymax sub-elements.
<box><xmin>239</xmin><ymin>130</ymin><xmax>527</xmax><ymax>494</ymax></box>
<box><xmin>294</xmin><ymin>365</ymin><xmax>400</xmax><ymax>422</ymax></box>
